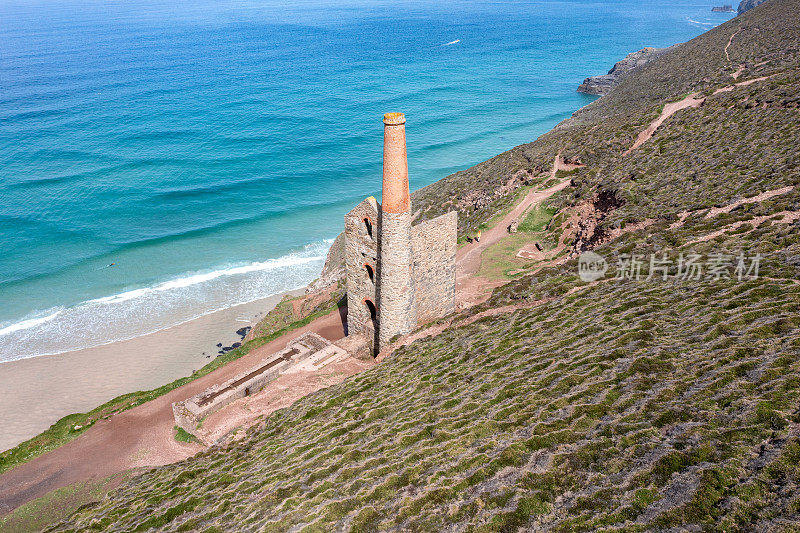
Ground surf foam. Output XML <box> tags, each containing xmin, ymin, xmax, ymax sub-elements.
<box><xmin>0</xmin><ymin>240</ymin><xmax>332</xmax><ymax>362</ymax></box>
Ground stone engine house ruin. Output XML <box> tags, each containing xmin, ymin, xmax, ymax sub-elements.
<box><xmin>345</xmin><ymin>112</ymin><xmax>457</xmax><ymax>353</ymax></box>
<box><xmin>170</xmin><ymin>112</ymin><xmax>454</xmax><ymax>442</ymax></box>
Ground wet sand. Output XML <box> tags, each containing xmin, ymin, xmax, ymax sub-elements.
<box><xmin>0</xmin><ymin>290</ymin><xmax>303</xmax><ymax>453</ymax></box>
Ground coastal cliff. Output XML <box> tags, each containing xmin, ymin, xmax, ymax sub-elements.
<box><xmin>577</xmin><ymin>46</ymin><xmax>675</xmax><ymax>95</ymax></box>
<box><xmin>739</xmin><ymin>0</ymin><xmax>770</xmax><ymax>14</ymax></box>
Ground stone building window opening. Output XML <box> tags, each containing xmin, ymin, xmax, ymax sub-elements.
<box><xmin>364</xmin><ymin>299</ymin><xmax>377</xmax><ymax>321</ymax></box>
<box><xmin>364</xmin><ymin>263</ymin><xmax>375</xmax><ymax>283</ymax></box>
<box><xmin>363</xmin><ymin>217</ymin><xmax>373</xmax><ymax>238</ymax></box>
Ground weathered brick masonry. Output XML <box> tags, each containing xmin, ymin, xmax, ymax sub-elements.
<box><xmin>344</xmin><ymin>197</ymin><xmax>379</xmax><ymax>339</ymax></box>
<box><xmin>378</xmin><ymin>210</ymin><xmax>417</xmax><ymax>348</ymax></box>
<box><xmin>344</xmin><ymin>113</ymin><xmax>456</xmax><ymax>353</ymax></box>
<box><xmin>411</xmin><ymin>211</ymin><xmax>457</xmax><ymax>324</ymax></box>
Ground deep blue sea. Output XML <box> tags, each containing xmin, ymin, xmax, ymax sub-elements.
<box><xmin>0</xmin><ymin>0</ymin><xmax>734</xmax><ymax>361</ymax></box>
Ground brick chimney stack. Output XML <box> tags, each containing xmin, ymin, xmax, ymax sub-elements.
<box><xmin>377</xmin><ymin>112</ymin><xmax>416</xmax><ymax>350</ymax></box>
<box><xmin>381</xmin><ymin>112</ymin><xmax>411</xmax><ymax>214</ymax></box>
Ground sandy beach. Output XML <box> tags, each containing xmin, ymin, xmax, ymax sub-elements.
<box><xmin>0</xmin><ymin>290</ymin><xmax>303</xmax><ymax>453</ymax></box>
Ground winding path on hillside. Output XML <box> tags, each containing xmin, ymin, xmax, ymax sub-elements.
<box><xmin>624</xmin><ymin>75</ymin><xmax>773</xmax><ymax>156</ymax></box>
<box><xmin>725</xmin><ymin>27</ymin><xmax>742</xmax><ymax>62</ymax></box>
<box><xmin>713</xmin><ymin>75</ymin><xmax>772</xmax><ymax>94</ymax></box>
<box><xmin>455</xmin><ymin>155</ymin><xmax>574</xmax><ymax>307</ymax></box>
<box><xmin>455</xmin><ymin>180</ymin><xmax>571</xmax><ymax>281</ymax></box>
<box><xmin>623</xmin><ymin>94</ymin><xmax>705</xmax><ymax>156</ymax></box>
<box><xmin>389</xmin><ymin>183</ymin><xmax>800</xmax><ymax>358</ymax></box>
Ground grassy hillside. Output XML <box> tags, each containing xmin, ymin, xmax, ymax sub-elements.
<box><xmin>48</xmin><ymin>0</ymin><xmax>800</xmax><ymax>530</ymax></box>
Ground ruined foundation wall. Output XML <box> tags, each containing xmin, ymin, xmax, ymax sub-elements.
<box><xmin>412</xmin><ymin>211</ymin><xmax>457</xmax><ymax>325</ymax></box>
<box><xmin>378</xmin><ymin>210</ymin><xmax>416</xmax><ymax>349</ymax></box>
<box><xmin>173</xmin><ymin>333</ymin><xmax>332</xmax><ymax>438</ymax></box>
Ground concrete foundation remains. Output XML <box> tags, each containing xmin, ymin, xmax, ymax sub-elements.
<box><xmin>344</xmin><ymin>113</ymin><xmax>457</xmax><ymax>353</ymax></box>
<box><xmin>172</xmin><ymin>332</ymin><xmax>346</xmax><ymax>438</ymax></box>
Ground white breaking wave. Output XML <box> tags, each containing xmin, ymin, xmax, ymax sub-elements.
<box><xmin>687</xmin><ymin>18</ymin><xmax>717</xmax><ymax>27</ymax></box>
<box><xmin>0</xmin><ymin>240</ymin><xmax>333</xmax><ymax>362</ymax></box>
<box><xmin>0</xmin><ymin>309</ymin><xmax>65</xmax><ymax>337</ymax></box>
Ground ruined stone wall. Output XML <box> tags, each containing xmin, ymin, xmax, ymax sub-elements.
<box><xmin>344</xmin><ymin>198</ymin><xmax>379</xmax><ymax>337</ymax></box>
<box><xmin>377</xmin><ymin>210</ymin><xmax>417</xmax><ymax>349</ymax></box>
<box><xmin>345</xmin><ymin>197</ymin><xmax>456</xmax><ymax>352</ymax></box>
<box><xmin>412</xmin><ymin>211</ymin><xmax>457</xmax><ymax>325</ymax></box>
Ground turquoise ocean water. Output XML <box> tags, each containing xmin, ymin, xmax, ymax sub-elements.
<box><xmin>0</xmin><ymin>0</ymin><xmax>734</xmax><ymax>361</ymax></box>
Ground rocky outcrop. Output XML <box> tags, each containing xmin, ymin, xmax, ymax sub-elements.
<box><xmin>577</xmin><ymin>46</ymin><xmax>675</xmax><ymax>95</ymax></box>
<box><xmin>738</xmin><ymin>0</ymin><xmax>769</xmax><ymax>15</ymax></box>
<box><xmin>305</xmin><ymin>232</ymin><xmax>345</xmax><ymax>294</ymax></box>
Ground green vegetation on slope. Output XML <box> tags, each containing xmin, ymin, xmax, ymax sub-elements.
<box><xmin>518</xmin><ymin>205</ymin><xmax>557</xmax><ymax>234</ymax></box>
<box><xmin>48</xmin><ymin>272</ymin><xmax>800</xmax><ymax>531</ymax></box>
<box><xmin>173</xmin><ymin>427</ymin><xmax>199</xmax><ymax>444</ymax></box>
<box><xmin>0</xmin><ymin>474</ymin><xmax>131</xmax><ymax>533</ymax></box>
<box><xmin>477</xmin><ymin>203</ymin><xmax>559</xmax><ymax>281</ymax></box>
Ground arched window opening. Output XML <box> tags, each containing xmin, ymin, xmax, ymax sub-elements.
<box><xmin>364</xmin><ymin>263</ymin><xmax>375</xmax><ymax>283</ymax></box>
<box><xmin>364</xmin><ymin>299</ymin><xmax>377</xmax><ymax>321</ymax></box>
<box><xmin>363</xmin><ymin>217</ymin><xmax>373</xmax><ymax>238</ymax></box>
